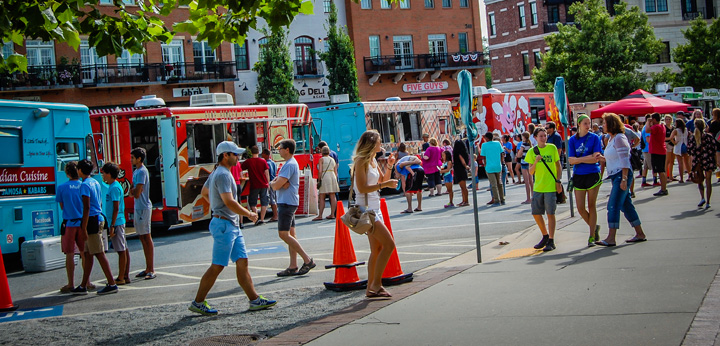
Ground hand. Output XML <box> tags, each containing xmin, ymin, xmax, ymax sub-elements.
<box><xmin>535</xmin><ymin>156</ymin><xmax>542</xmax><ymax>163</ymax></box>
<box><xmin>620</xmin><ymin>180</ymin><xmax>627</xmax><ymax>191</ymax></box>
<box><xmin>385</xmin><ymin>179</ymin><xmax>399</xmax><ymax>189</ymax></box>
<box><xmin>247</xmin><ymin>212</ymin><xmax>259</xmax><ymax>223</ymax></box>
<box><xmin>387</xmin><ymin>155</ymin><xmax>396</xmax><ymax>165</ymax></box>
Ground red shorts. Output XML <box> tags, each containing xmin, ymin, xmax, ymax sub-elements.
<box><xmin>61</xmin><ymin>226</ymin><xmax>85</xmax><ymax>254</ymax></box>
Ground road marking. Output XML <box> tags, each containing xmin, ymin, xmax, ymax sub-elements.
<box><xmin>152</xmin><ymin>271</ymin><xmax>202</xmax><ymax>280</ymax></box>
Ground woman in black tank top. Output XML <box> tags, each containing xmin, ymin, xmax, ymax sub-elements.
<box><xmin>663</xmin><ymin>115</ymin><xmax>676</xmax><ymax>180</ymax></box>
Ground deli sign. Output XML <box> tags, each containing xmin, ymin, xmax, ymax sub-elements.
<box><xmin>402</xmin><ymin>81</ymin><xmax>449</xmax><ymax>94</ymax></box>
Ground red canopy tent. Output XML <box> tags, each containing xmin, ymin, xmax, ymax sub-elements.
<box><xmin>590</xmin><ymin>89</ymin><xmax>689</xmax><ymax>119</ymax></box>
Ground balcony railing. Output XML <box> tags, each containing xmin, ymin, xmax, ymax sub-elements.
<box><xmin>363</xmin><ymin>51</ymin><xmax>489</xmax><ymax>74</ymax></box>
<box><xmin>294</xmin><ymin>59</ymin><xmax>324</xmax><ymax>77</ymax></box>
<box><xmin>0</xmin><ymin>61</ymin><xmax>238</xmax><ymax>90</ymax></box>
<box><xmin>682</xmin><ymin>6</ymin><xmax>717</xmax><ymax>20</ymax></box>
<box><xmin>543</xmin><ymin>21</ymin><xmax>581</xmax><ymax>33</ymax></box>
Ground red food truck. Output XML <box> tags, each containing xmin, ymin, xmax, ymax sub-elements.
<box><xmin>89</xmin><ymin>100</ymin><xmax>320</xmax><ymax>231</ymax></box>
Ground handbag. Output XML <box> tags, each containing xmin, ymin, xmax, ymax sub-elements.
<box><xmin>534</xmin><ymin>146</ymin><xmax>567</xmax><ymax>204</ymax></box>
<box><xmin>316</xmin><ymin>158</ymin><xmax>328</xmax><ymax>190</ymax></box>
<box><xmin>340</xmin><ymin>172</ymin><xmax>376</xmax><ymax>235</ymax></box>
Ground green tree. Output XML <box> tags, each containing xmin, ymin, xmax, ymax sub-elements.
<box><xmin>252</xmin><ymin>28</ymin><xmax>298</xmax><ymax>104</ymax></box>
<box><xmin>318</xmin><ymin>2</ymin><xmax>360</xmax><ymax>102</ymax></box>
<box><xmin>532</xmin><ymin>0</ymin><xmax>663</xmax><ymax>102</ymax></box>
<box><xmin>673</xmin><ymin>17</ymin><xmax>720</xmax><ymax>90</ymax></box>
<box><xmin>0</xmin><ymin>0</ymin><xmax>313</xmax><ymax>73</ymax></box>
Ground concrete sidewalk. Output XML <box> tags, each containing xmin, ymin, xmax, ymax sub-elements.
<box><xmin>296</xmin><ymin>180</ymin><xmax>720</xmax><ymax>346</ymax></box>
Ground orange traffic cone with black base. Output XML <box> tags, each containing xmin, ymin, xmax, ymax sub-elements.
<box><xmin>324</xmin><ymin>202</ymin><xmax>368</xmax><ymax>292</ymax></box>
<box><xmin>0</xmin><ymin>246</ymin><xmax>18</xmax><ymax>312</ymax></box>
<box><xmin>380</xmin><ymin>198</ymin><xmax>413</xmax><ymax>286</ymax></box>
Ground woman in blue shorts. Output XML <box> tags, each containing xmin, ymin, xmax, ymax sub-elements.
<box><xmin>440</xmin><ymin>150</ymin><xmax>454</xmax><ymax>208</ymax></box>
<box><xmin>568</xmin><ymin>114</ymin><xmax>604</xmax><ymax>247</ymax></box>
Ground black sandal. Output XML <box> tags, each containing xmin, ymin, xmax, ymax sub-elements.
<box><xmin>276</xmin><ymin>267</ymin><xmax>298</xmax><ymax>277</ymax></box>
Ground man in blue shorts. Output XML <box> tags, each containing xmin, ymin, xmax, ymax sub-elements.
<box><xmin>189</xmin><ymin>141</ymin><xmax>276</xmax><ymax>315</ymax></box>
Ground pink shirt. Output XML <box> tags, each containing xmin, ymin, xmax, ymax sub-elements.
<box><xmin>422</xmin><ymin>146</ymin><xmax>443</xmax><ymax>174</ymax></box>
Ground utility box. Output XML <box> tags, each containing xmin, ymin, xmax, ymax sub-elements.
<box><xmin>21</xmin><ymin>237</ymin><xmax>75</xmax><ymax>272</ymax></box>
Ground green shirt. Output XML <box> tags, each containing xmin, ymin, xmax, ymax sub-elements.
<box><xmin>524</xmin><ymin>144</ymin><xmax>560</xmax><ymax>193</ymax></box>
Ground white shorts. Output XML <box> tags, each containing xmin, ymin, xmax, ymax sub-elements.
<box><xmin>134</xmin><ymin>208</ymin><xmax>152</xmax><ymax>235</ymax></box>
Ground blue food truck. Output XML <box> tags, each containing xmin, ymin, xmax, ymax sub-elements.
<box><xmin>0</xmin><ymin>100</ymin><xmax>99</xmax><ymax>265</ymax></box>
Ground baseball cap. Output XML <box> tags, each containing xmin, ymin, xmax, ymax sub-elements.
<box><xmin>216</xmin><ymin>141</ymin><xmax>246</xmax><ymax>156</ymax></box>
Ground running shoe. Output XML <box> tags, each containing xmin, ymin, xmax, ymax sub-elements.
<box><xmin>97</xmin><ymin>284</ymin><xmax>118</xmax><ymax>295</ymax></box>
<box><xmin>652</xmin><ymin>182</ymin><xmax>661</xmax><ymax>186</ymax></box>
<box><xmin>698</xmin><ymin>199</ymin><xmax>706</xmax><ymax>207</ymax></box>
<box><xmin>641</xmin><ymin>182</ymin><xmax>651</xmax><ymax>187</ymax></box>
<box><xmin>444</xmin><ymin>203</ymin><xmax>455</xmax><ymax>208</ymax></box>
<box><xmin>543</xmin><ymin>240</ymin><xmax>556</xmax><ymax>252</ymax></box>
<box><xmin>249</xmin><ymin>295</ymin><xmax>277</xmax><ymax>311</ymax></box>
<box><xmin>533</xmin><ymin>236</ymin><xmax>549</xmax><ymax>249</ymax></box>
<box><xmin>588</xmin><ymin>236</ymin><xmax>596</xmax><ymax>247</ymax></box>
<box><xmin>653</xmin><ymin>190</ymin><xmax>668</xmax><ymax>196</ymax></box>
<box><xmin>189</xmin><ymin>300</ymin><xmax>218</xmax><ymax>316</ymax></box>
<box><xmin>71</xmin><ymin>286</ymin><xmax>88</xmax><ymax>295</ymax></box>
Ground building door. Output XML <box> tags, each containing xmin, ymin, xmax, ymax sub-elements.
<box><xmin>80</xmin><ymin>40</ymin><xmax>108</xmax><ymax>83</ymax></box>
<box><xmin>393</xmin><ymin>35</ymin><xmax>414</xmax><ymax>69</ymax></box>
<box><xmin>162</xmin><ymin>40</ymin><xmax>185</xmax><ymax>78</ymax></box>
<box><xmin>428</xmin><ymin>34</ymin><xmax>447</xmax><ymax>66</ymax></box>
<box><xmin>294</xmin><ymin>36</ymin><xmax>315</xmax><ymax>75</ymax></box>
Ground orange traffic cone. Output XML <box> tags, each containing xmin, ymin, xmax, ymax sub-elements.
<box><xmin>0</xmin><ymin>246</ymin><xmax>18</xmax><ymax>312</ymax></box>
<box><xmin>380</xmin><ymin>198</ymin><xmax>413</xmax><ymax>286</ymax></box>
<box><xmin>323</xmin><ymin>202</ymin><xmax>368</xmax><ymax>292</ymax></box>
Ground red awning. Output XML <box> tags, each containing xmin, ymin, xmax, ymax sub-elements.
<box><xmin>590</xmin><ymin>89</ymin><xmax>689</xmax><ymax>119</ymax></box>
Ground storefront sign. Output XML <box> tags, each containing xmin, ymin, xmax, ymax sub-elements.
<box><xmin>173</xmin><ymin>86</ymin><xmax>210</xmax><ymax>98</ymax></box>
<box><xmin>0</xmin><ymin>184</ymin><xmax>56</xmax><ymax>197</ymax></box>
<box><xmin>703</xmin><ymin>89</ymin><xmax>719</xmax><ymax>99</ymax></box>
<box><xmin>402</xmin><ymin>81</ymin><xmax>449</xmax><ymax>94</ymax></box>
<box><xmin>0</xmin><ymin>167</ymin><xmax>55</xmax><ymax>184</ymax></box>
<box><xmin>298</xmin><ymin>85</ymin><xmax>329</xmax><ymax>102</ymax></box>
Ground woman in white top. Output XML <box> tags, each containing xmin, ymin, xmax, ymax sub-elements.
<box><xmin>313</xmin><ymin>146</ymin><xmax>340</xmax><ymax>221</ymax></box>
<box><xmin>670</xmin><ymin>118</ymin><xmax>689</xmax><ymax>183</ymax></box>
<box><xmin>595</xmin><ymin>113</ymin><xmax>646</xmax><ymax>246</ymax></box>
<box><xmin>352</xmin><ymin>130</ymin><xmax>398</xmax><ymax>298</ymax></box>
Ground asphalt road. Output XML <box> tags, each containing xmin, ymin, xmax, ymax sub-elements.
<box><xmin>2</xmin><ymin>180</ymin><xmax>567</xmax><ymax>344</ymax></box>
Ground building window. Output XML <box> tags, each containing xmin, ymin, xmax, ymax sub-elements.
<box><xmin>80</xmin><ymin>40</ymin><xmax>107</xmax><ymax>82</ymax></box>
<box><xmin>100</xmin><ymin>0</ymin><xmax>134</xmax><ymax>4</ymax></box>
<box><xmin>530</xmin><ymin>2</ymin><xmax>538</xmax><ymax>25</ymax></box>
<box><xmin>606</xmin><ymin>0</ymin><xmax>621</xmax><ymax>15</ymax></box>
<box><xmin>361</xmin><ymin>0</ymin><xmax>372</xmax><ymax>9</ymax></box>
<box><xmin>522</xmin><ymin>53</ymin><xmax>530</xmax><ymax>77</ymax></box>
<box><xmin>488</xmin><ymin>13</ymin><xmax>496</xmax><ymax>36</ymax></box>
<box><xmin>460</xmin><ymin>0</ymin><xmax>469</xmax><ymax>7</ymax></box>
<box><xmin>393</xmin><ymin>35</ymin><xmax>414</xmax><ymax>69</ymax></box>
<box><xmin>533</xmin><ymin>51</ymin><xmax>542</xmax><ymax>68</ymax></box>
<box><xmin>458</xmin><ymin>33</ymin><xmax>468</xmax><ymax>53</ymax></box>
<box><xmin>162</xmin><ymin>40</ymin><xmax>185</xmax><ymax>64</ymax></box>
<box><xmin>323</xmin><ymin>0</ymin><xmax>332</xmax><ymax>12</ymax></box>
<box><xmin>0</xmin><ymin>125</ymin><xmax>22</xmax><ymax>166</ymax></box>
<box><xmin>117</xmin><ymin>49</ymin><xmax>143</xmax><ymax>66</ymax></box>
<box><xmin>193</xmin><ymin>41</ymin><xmax>216</xmax><ymax>72</ymax></box>
<box><xmin>1</xmin><ymin>41</ymin><xmax>13</xmax><ymax>59</ymax></box>
<box><xmin>381</xmin><ymin>0</ymin><xmax>390</xmax><ymax>9</ymax></box>
<box><xmin>443</xmin><ymin>0</ymin><xmax>451</xmax><ymax>8</ymax></box>
<box><xmin>294</xmin><ymin>36</ymin><xmax>316</xmax><ymax>75</ymax></box>
<box><xmin>519</xmin><ymin>4</ymin><xmax>526</xmax><ymax>28</ymax></box>
<box><xmin>548</xmin><ymin>5</ymin><xmax>560</xmax><ymax>23</ymax></box>
<box><xmin>26</xmin><ymin>40</ymin><xmax>56</xmax><ymax>67</ymax></box>
<box><xmin>428</xmin><ymin>34</ymin><xmax>447</xmax><ymax>63</ymax></box>
<box><xmin>234</xmin><ymin>41</ymin><xmax>249</xmax><ymax>70</ymax></box>
<box><xmin>655</xmin><ymin>41</ymin><xmax>671</xmax><ymax>64</ymax></box>
<box><xmin>400</xmin><ymin>0</ymin><xmax>410</xmax><ymax>9</ymax></box>
<box><xmin>369</xmin><ymin>36</ymin><xmax>381</xmax><ymax>57</ymax></box>
<box><xmin>425</xmin><ymin>0</ymin><xmax>434</xmax><ymax>8</ymax></box>
<box><xmin>645</xmin><ymin>0</ymin><xmax>668</xmax><ymax>13</ymax></box>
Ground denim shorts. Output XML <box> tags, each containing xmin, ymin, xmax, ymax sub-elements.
<box><xmin>209</xmin><ymin>217</ymin><xmax>247</xmax><ymax>266</ymax></box>
<box><xmin>531</xmin><ymin>191</ymin><xmax>557</xmax><ymax>215</ymax></box>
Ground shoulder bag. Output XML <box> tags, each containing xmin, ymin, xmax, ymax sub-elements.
<box><xmin>316</xmin><ymin>157</ymin><xmax>328</xmax><ymax>190</ymax></box>
<box><xmin>534</xmin><ymin>146</ymin><xmax>567</xmax><ymax>204</ymax></box>
<box><xmin>340</xmin><ymin>171</ymin><xmax>376</xmax><ymax>235</ymax></box>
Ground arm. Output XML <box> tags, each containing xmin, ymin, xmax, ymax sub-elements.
<box><xmin>555</xmin><ymin>160</ymin><xmax>562</xmax><ymax>182</ymax></box>
<box><xmin>131</xmin><ymin>184</ymin><xmax>144</xmax><ymax>199</ymax></box>
<box><xmin>201</xmin><ymin>185</ymin><xmax>209</xmax><ymax>202</ymax></box>
<box><xmin>354</xmin><ymin>160</ymin><xmax>397</xmax><ymax>194</ymax></box>
<box><xmin>270</xmin><ymin>176</ymin><xmax>289</xmax><ymax>191</ymax></box>
<box><xmin>670</xmin><ymin>129</ymin><xmax>678</xmax><ymax>145</ymax></box>
<box><xmin>219</xmin><ymin>192</ymin><xmax>258</xmax><ymax>222</ymax></box>
<box><xmin>265</xmin><ymin>169</ymin><xmax>270</xmax><ymax>185</ymax></box>
<box><xmin>378</xmin><ymin>155</ymin><xmax>396</xmax><ymax>183</ymax></box>
<box><xmin>81</xmin><ymin>196</ymin><xmax>90</xmax><ymax>235</ymax></box>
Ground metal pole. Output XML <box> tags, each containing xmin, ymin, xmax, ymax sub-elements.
<box><xmin>469</xmin><ymin>140</ymin><xmax>482</xmax><ymax>263</ymax></box>
<box><xmin>564</xmin><ymin>126</ymin><xmax>574</xmax><ymax>217</ymax></box>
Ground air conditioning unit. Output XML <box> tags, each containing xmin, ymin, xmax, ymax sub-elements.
<box><xmin>673</xmin><ymin>86</ymin><xmax>694</xmax><ymax>93</ymax></box>
<box><xmin>330</xmin><ymin>94</ymin><xmax>349</xmax><ymax>104</ymax></box>
<box><xmin>472</xmin><ymin>86</ymin><xmax>488</xmax><ymax>96</ymax></box>
<box><xmin>190</xmin><ymin>93</ymin><xmax>234</xmax><ymax>107</ymax></box>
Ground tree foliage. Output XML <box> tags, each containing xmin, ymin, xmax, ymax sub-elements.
<box><xmin>673</xmin><ymin>17</ymin><xmax>720</xmax><ymax>90</ymax></box>
<box><xmin>532</xmin><ymin>0</ymin><xmax>663</xmax><ymax>102</ymax></box>
<box><xmin>647</xmin><ymin>67</ymin><xmax>679</xmax><ymax>92</ymax></box>
<box><xmin>318</xmin><ymin>2</ymin><xmax>360</xmax><ymax>102</ymax></box>
<box><xmin>252</xmin><ymin>28</ymin><xmax>298</xmax><ymax>105</ymax></box>
<box><xmin>0</xmin><ymin>0</ymin><xmax>313</xmax><ymax>73</ymax></box>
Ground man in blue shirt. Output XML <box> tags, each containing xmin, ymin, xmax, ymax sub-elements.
<box><xmin>56</xmin><ymin>161</ymin><xmax>87</xmax><ymax>294</ymax></box>
<box><xmin>317</xmin><ymin>141</ymin><xmax>338</xmax><ymax>164</ymax></box>
<box><xmin>270</xmin><ymin>139</ymin><xmax>315</xmax><ymax>277</ymax></box>
<box><xmin>640</xmin><ymin>121</ymin><xmax>657</xmax><ymax>186</ymax></box>
<box><xmin>480</xmin><ymin>132</ymin><xmax>505</xmax><ymax>205</ymax></box>
<box><xmin>73</xmin><ymin>159</ymin><xmax>118</xmax><ymax>296</ymax></box>
<box><xmin>262</xmin><ymin>148</ymin><xmax>278</xmax><ymax>222</ymax></box>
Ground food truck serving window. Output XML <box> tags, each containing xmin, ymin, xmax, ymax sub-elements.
<box><xmin>187</xmin><ymin>123</ymin><xmax>228</xmax><ymax>165</ymax></box>
<box><xmin>56</xmin><ymin>141</ymin><xmax>80</xmax><ymax>172</ymax></box>
<box><xmin>0</xmin><ymin>125</ymin><xmax>23</xmax><ymax>166</ymax></box>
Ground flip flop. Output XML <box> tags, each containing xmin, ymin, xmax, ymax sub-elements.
<box><xmin>414</xmin><ymin>208</ymin><xmax>422</xmax><ymax>212</ymax></box>
<box><xmin>145</xmin><ymin>272</ymin><xmax>156</xmax><ymax>280</ymax></box>
<box><xmin>625</xmin><ymin>237</ymin><xmax>647</xmax><ymax>243</ymax></box>
<box><xmin>325</xmin><ymin>216</ymin><xmax>335</xmax><ymax>220</ymax></box>
<box><xmin>457</xmin><ymin>202</ymin><xmax>470</xmax><ymax>207</ymax></box>
<box><xmin>400</xmin><ymin>210</ymin><xmax>413</xmax><ymax>214</ymax></box>
<box><xmin>135</xmin><ymin>270</ymin><xmax>147</xmax><ymax>278</ymax></box>
<box><xmin>311</xmin><ymin>217</ymin><xmax>323</xmax><ymax>221</ymax></box>
<box><xmin>594</xmin><ymin>240</ymin><xmax>616</xmax><ymax>247</ymax></box>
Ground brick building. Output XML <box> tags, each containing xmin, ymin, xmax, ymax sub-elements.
<box><xmin>485</xmin><ymin>0</ymin><xmax>718</xmax><ymax>93</ymax></box>
<box><xmin>345</xmin><ymin>0</ymin><xmax>488</xmax><ymax>101</ymax></box>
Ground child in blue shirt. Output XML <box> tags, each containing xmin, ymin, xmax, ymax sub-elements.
<box><xmin>101</xmin><ymin>162</ymin><xmax>130</xmax><ymax>285</ymax></box>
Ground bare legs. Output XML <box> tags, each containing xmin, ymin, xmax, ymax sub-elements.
<box><xmin>317</xmin><ymin>193</ymin><xmax>327</xmax><ymax>218</ymax></box>
<box><xmin>366</xmin><ymin>220</ymin><xmax>396</xmax><ymax>294</ymax></box>
<box><xmin>699</xmin><ymin>171</ymin><xmax>713</xmax><ymax>205</ymax></box>
<box><xmin>574</xmin><ymin>186</ymin><xmax>599</xmax><ymax>238</ymax></box>
<box><xmin>459</xmin><ymin>180</ymin><xmax>469</xmax><ymax>205</ymax></box>
<box><xmin>194</xmin><ymin>260</ymin><xmax>260</xmax><ymax>303</ymax></box>
<box><xmin>279</xmin><ymin>227</ymin><xmax>311</xmax><ymax>269</ymax></box>
<box><xmin>139</xmin><ymin>234</ymin><xmax>155</xmax><ymax>274</ymax></box>
<box><xmin>666</xmin><ymin>151</ymin><xmax>675</xmax><ymax>180</ymax></box>
<box><xmin>80</xmin><ymin>251</ymin><xmax>116</xmax><ymax>287</ymax></box>
<box><xmin>506</xmin><ymin>162</ymin><xmax>516</xmax><ymax>182</ymax></box>
<box><xmin>445</xmin><ymin>182</ymin><xmax>454</xmax><ymax>205</ymax></box>
<box><xmin>533</xmin><ymin>214</ymin><xmax>556</xmax><ymax>238</ymax></box>
<box><xmin>521</xmin><ymin>169</ymin><xmax>533</xmax><ymax>203</ymax></box>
